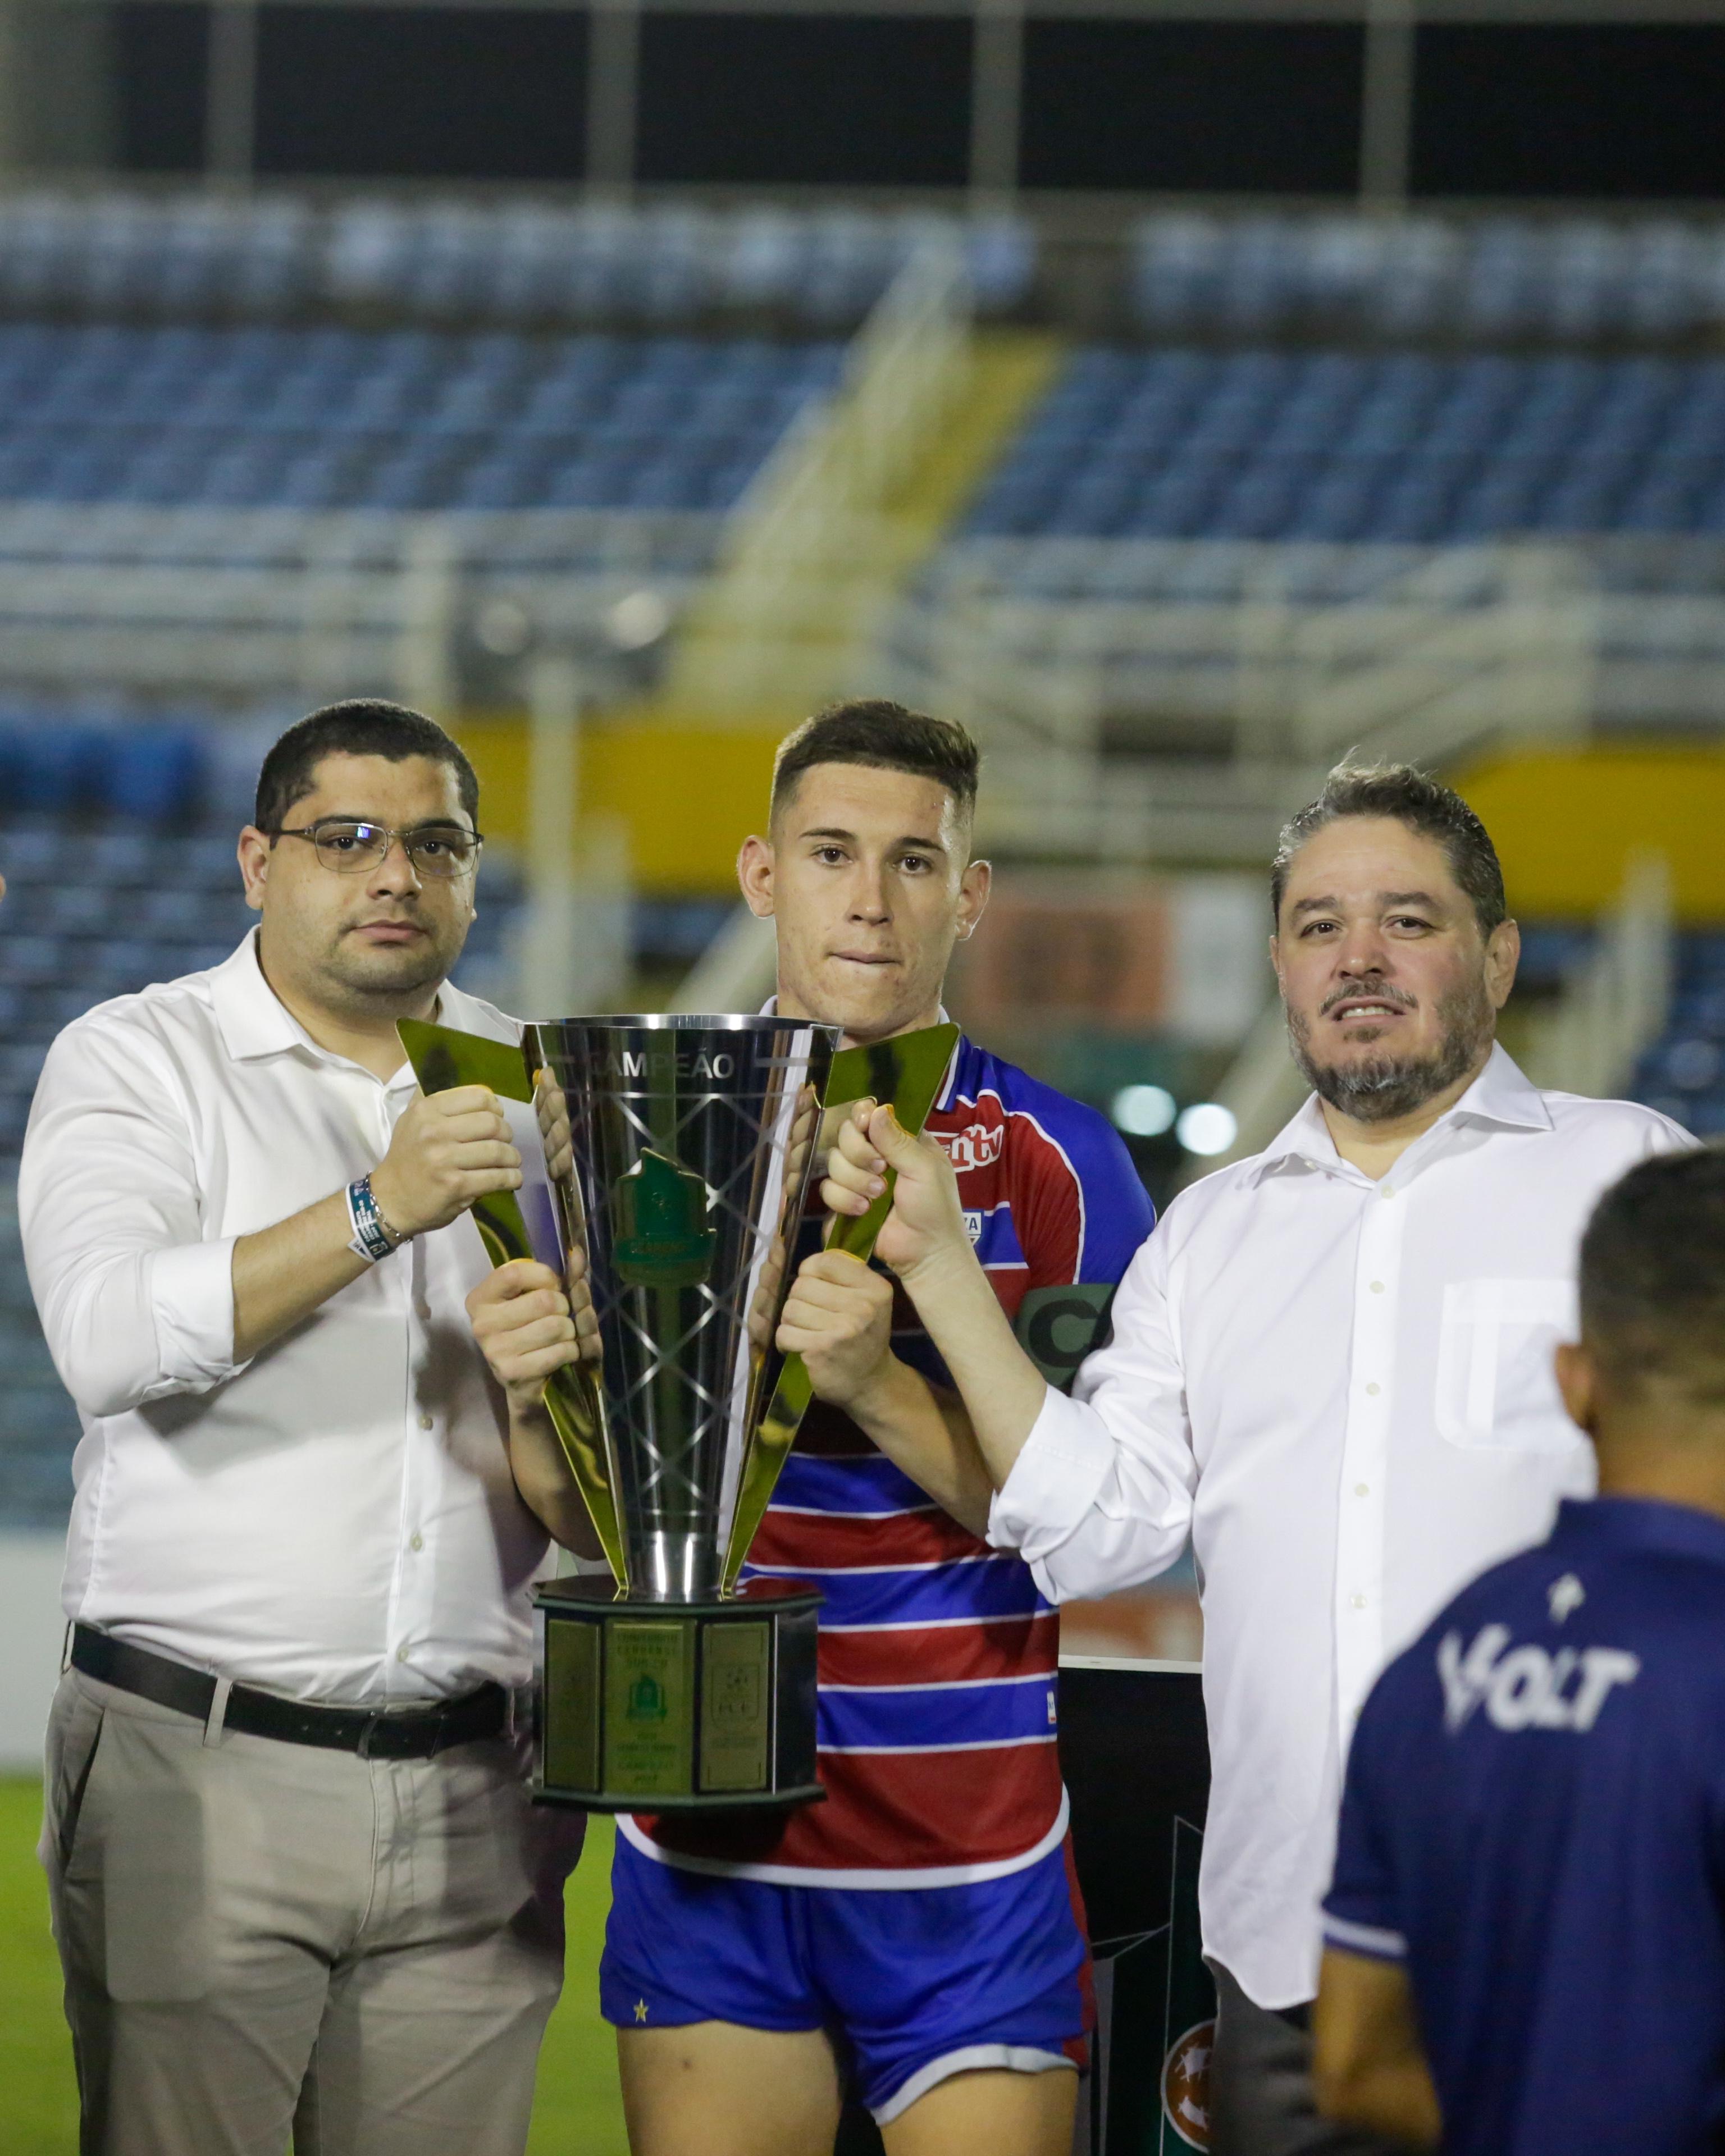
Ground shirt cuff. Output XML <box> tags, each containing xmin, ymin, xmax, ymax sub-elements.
<box><xmin>1321</xmin><ymin>1911</ymin><xmax>1408</xmax><ymax>1963</ymax></box>
<box><xmin>149</xmin><ymin>1237</ymin><xmax>244</xmax><ymax>1388</ymax></box>
<box><xmin>987</xmin><ymin>1384</ymin><xmax>1120</xmax><ymax>1558</ymax></box>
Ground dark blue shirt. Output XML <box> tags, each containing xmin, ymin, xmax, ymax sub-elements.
<box><xmin>1325</xmin><ymin>1496</ymin><xmax>1725</xmax><ymax>2156</ymax></box>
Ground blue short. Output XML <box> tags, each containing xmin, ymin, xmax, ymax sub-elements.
<box><xmin>600</xmin><ymin>1828</ymin><xmax>1092</xmax><ymax>2125</ymax></box>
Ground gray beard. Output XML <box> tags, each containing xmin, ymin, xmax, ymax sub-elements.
<box><xmin>1288</xmin><ymin>981</ymin><xmax>1495</xmax><ymax>1125</ymax></box>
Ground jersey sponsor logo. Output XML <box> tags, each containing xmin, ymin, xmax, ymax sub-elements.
<box><xmin>1438</xmin><ymin>1623</ymin><xmax>1641</xmax><ymax>1735</ymax></box>
<box><xmin>1161</xmin><ymin>2018</ymin><xmax>1215</xmax><ymax>2149</ymax></box>
<box><xmin>942</xmin><ymin>1120</ymin><xmax>1006</xmax><ymax>1173</ymax></box>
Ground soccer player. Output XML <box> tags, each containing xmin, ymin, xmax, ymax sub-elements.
<box><xmin>467</xmin><ymin>700</ymin><xmax>1152</xmax><ymax>2155</ymax></box>
<box><xmin>1313</xmin><ymin>1145</ymin><xmax>1725</xmax><ymax>2155</ymax></box>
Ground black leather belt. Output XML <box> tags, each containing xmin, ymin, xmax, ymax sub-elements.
<box><xmin>71</xmin><ymin>1624</ymin><xmax>512</xmax><ymax>1760</ymax></box>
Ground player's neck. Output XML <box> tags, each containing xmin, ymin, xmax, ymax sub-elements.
<box><xmin>774</xmin><ymin>984</ymin><xmax>946</xmax><ymax>1052</ymax></box>
<box><xmin>1595</xmin><ymin>1415</ymin><xmax>1725</xmax><ymax>1527</ymax></box>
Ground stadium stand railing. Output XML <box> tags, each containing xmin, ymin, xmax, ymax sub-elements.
<box><xmin>877</xmin><ymin>332</ymin><xmax>1725</xmax><ymax>861</ymax></box>
<box><xmin>672</xmin><ymin>236</ymin><xmax>973</xmax><ymax>709</ymax></box>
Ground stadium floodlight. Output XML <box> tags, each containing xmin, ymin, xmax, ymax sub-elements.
<box><xmin>1176</xmin><ymin>1102</ymin><xmax>1237</xmax><ymax>1157</ymax></box>
<box><xmin>1111</xmin><ymin>1083</ymin><xmax>1177</xmax><ymax>1138</ymax></box>
<box><xmin>609</xmin><ymin>590</ymin><xmax>672</xmax><ymax>651</ymax></box>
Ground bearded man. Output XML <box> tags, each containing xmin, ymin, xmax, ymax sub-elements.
<box><xmin>783</xmin><ymin>761</ymin><xmax>1690</xmax><ymax>2154</ymax></box>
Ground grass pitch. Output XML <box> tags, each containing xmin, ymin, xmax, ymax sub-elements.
<box><xmin>0</xmin><ymin>1781</ymin><xmax>629</xmax><ymax>2154</ymax></box>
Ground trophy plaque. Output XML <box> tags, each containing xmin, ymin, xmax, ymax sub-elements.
<box><xmin>400</xmin><ymin>1010</ymin><xmax>958</xmax><ymax>1814</ymax></box>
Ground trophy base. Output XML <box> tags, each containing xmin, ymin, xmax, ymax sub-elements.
<box><xmin>532</xmin><ymin>1574</ymin><xmax>824</xmax><ymax>1812</ymax></box>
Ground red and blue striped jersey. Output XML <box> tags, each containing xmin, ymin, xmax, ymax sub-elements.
<box><xmin>628</xmin><ymin>1033</ymin><xmax>1154</xmax><ymax>1886</ymax></box>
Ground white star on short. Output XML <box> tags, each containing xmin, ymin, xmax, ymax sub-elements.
<box><xmin>633</xmin><ymin>1999</ymin><xmax>649</xmax><ymax>2022</ymax></box>
<box><xmin>1548</xmin><ymin>1573</ymin><xmax>1586</xmax><ymax>1624</ymax></box>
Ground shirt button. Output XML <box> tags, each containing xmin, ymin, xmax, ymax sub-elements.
<box><xmin>1378</xmin><ymin>1185</ymin><xmax>1395</xmax><ymax>1200</ymax></box>
<box><xmin>1370</xmin><ymin>1281</ymin><xmax>1385</xmax><ymax>1294</ymax></box>
<box><xmin>418</xmin><ymin>1413</ymin><xmax>434</xmax><ymax>1431</ymax></box>
<box><xmin>1350</xmin><ymin>1593</ymin><xmax>1367</xmax><ymax>1609</ymax></box>
<box><xmin>1365</xmin><ymin>1382</ymin><xmax>1381</xmax><ymax>1396</ymax></box>
<box><xmin>1355</xmin><ymin>1482</ymin><xmax>1370</xmax><ymax>1497</ymax></box>
<box><xmin>395</xmin><ymin>1644</ymin><xmax>409</xmax><ymax>1663</ymax></box>
<box><xmin>410</xmin><ymin>1531</ymin><xmax>425</xmax><ymax>1552</ymax></box>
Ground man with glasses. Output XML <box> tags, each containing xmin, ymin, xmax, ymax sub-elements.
<box><xmin>22</xmin><ymin>699</ymin><xmax>584</xmax><ymax>2156</ymax></box>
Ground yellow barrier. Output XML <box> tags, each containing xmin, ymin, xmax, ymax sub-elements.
<box><xmin>456</xmin><ymin>713</ymin><xmax>787</xmax><ymax>894</ymax></box>
<box><xmin>1457</xmin><ymin>744</ymin><xmax>1725</xmax><ymax>920</ymax></box>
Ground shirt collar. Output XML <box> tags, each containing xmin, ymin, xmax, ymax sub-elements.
<box><xmin>209</xmin><ymin>932</ymin><xmax>307</xmax><ymax>1062</ymax></box>
<box><xmin>209</xmin><ymin>930</ymin><xmax>496</xmax><ymax>1083</ymax></box>
<box><xmin>1245</xmin><ymin>1040</ymin><xmax>1553</xmax><ymax>1186</ymax></box>
<box><xmin>1554</xmin><ymin>1494</ymin><xmax>1725</xmax><ymax>1572</ymax></box>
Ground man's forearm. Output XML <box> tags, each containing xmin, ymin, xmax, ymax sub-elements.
<box><xmin>231</xmin><ymin>1190</ymin><xmax>373</xmax><ymax>1364</ymax></box>
<box><xmin>1315</xmin><ymin>2057</ymin><xmax>1440</xmax><ymax>2148</ymax></box>
<box><xmin>506</xmin><ymin>1394</ymin><xmax>605</xmax><ymax>1558</ymax></box>
<box><xmin>844</xmin><ymin>1356</ymin><xmax>996</xmax><ymax>1537</ymax></box>
<box><xmin>893</xmin><ymin>1246</ymin><xmax>1050</xmax><ymax>1490</ymax></box>
<box><xmin>1313</xmin><ymin>1953</ymin><xmax>1441</xmax><ymax>2150</ymax></box>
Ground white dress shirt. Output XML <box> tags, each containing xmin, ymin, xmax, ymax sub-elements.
<box><xmin>989</xmin><ymin>1045</ymin><xmax>1689</xmax><ymax>2008</ymax></box>
<box><xmin>20</xmin><ymin>934</ymin><xmax>549</xmax><ymax>1706</ymax></box>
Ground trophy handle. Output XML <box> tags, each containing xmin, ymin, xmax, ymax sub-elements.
<box><xmin>397</xmin><ymin>1018</ymin><xmax>629</xmax><ymax>1587</ymax></box>
<box><xmin>719</xmin><ymin>1020</ymin><xmax>960</xmax><ymax>1592</ymax></box>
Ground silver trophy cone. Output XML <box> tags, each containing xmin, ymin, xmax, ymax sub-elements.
<box><xmin>524</xmin><ymin>1013</ymin><xmax>839</xmax><ymax>1605</ymax></box>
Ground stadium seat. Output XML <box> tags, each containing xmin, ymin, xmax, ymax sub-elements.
<box><xmin>966</xmin><ymin>348</ymin><xmax>1725</xmax><ymax>556</ymax></box>
<box><xmin>0</xmin><ymin>322</ymin><xmax>847</xmax><ymax>520</ymax></box>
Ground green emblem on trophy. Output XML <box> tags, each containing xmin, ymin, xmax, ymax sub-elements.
<box><xmin>612</xmin><ymin>1149</ymin><xmax>718</xmax><ymax>1289</ymax></box>
<box><xmin>627</xmin><ymin>1674</ymin><xmax>668</xmax><ymax>1721</ymax></box>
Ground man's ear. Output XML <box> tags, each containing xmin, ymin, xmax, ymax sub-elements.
<box><xmin>1555</xmin><ymin>1339</ymin><xmax>1599</xmax><ymax>1438</ymax></box>
<box><xmin>737</xmin><ymin>834</ymin><xmax>775</xmax><ymax>921</ymax></box>
<box><xmin>956</xmin><ymin>857</ymin><xmax>991</xmax><ymax>942</ymax></box>
<box><xmin>238</xmin><ymin>827</ymin><xmax>271</xmax><ymax>915</ymax></box>
<box><xmin>1485</xmin><ymin>918</ymin><xmax>1521</xmax><ymax>1012</ymax></box>
<box><xmin>1269</xmin><ymin>931</ymin><xmax>1285</xmax><ymax>997</ymax></box>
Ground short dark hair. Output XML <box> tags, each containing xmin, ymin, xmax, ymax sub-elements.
<box><xmin>1270</xmin><ymin>761</ymin><xmax>1507</xmax><ymax>938</ymax></box>
<box><xmin>254</xmin><ymin>700</ymin><xmax>479</xmax><ymax>835</ymax></box>
<box><xmin>1581</xmin><ymin>1148</ymin><xmax>1725</xmax><ymax>1404</ymax></box>
<box><xmin>770</xmin><ymin>700</ymin><xmax>980</xmax><ymax>825</ymax></box>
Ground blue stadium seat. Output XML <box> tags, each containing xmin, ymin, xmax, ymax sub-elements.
<box><xmin>0</xmin><ymin>324</ymin><xmax>846</xmax><ymax>519</ymax></box>
<box><xmin>969</xmin><ymin>345</ymin><xmax>1725</xmax><ymax>548</ymax></box>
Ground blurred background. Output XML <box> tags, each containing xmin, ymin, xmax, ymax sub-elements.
<box><xmin>3</xmin><ymin>2</ymin><xmax>1725</xmax><ymax>2139</ymax></box>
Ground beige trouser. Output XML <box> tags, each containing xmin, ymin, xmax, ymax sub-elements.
<box><xmin>41</xmin><ymin>1667</ymin><xmax>586</xmax><ymax>2156</ymax></box>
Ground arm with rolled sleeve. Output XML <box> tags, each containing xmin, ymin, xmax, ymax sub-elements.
<box><xmin>19</xmin><ymin>1021</ymin><xmax>244</xmax><ymax>1418</ymax></box>
<box><xmin>988</xmin><ymin>1222</ymin><xmax>1196</xmax><ymax>1602</ymax></box>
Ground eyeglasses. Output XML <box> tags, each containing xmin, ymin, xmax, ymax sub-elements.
<box><xmin>275</xmin><ymin>819</ymin><xmax>483</xmax><ymax>880</ymax></box>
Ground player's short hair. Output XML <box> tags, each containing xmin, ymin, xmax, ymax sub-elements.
<box><xmin>1581</xmin><ymin>1148</ymin><xmax>1725</xmax><ymax>1404</ymax></box>
<box><xmin>255</xmin><ymin>699</ymin><xmax>479</xmax><ymax>834</ymax></box>
<box><xmin>1270</xmin><ymin>760</ymin><xmax>1507</xmax><ymax>938</ymax></box>
<box><xmin>769</xmin><ymin>700</ymin><xmax>980</xmax><ymax>827</ymax></box>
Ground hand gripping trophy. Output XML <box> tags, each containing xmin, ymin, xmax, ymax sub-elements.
<box><xmin>400</xmin><ymin>1011</ymin><xmax>956</xmax><ymax>1811</ymax></box>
